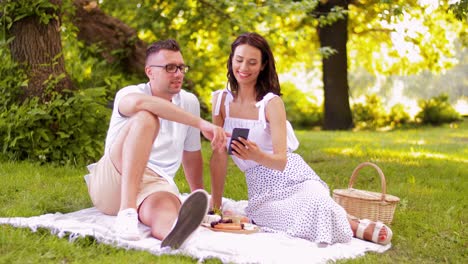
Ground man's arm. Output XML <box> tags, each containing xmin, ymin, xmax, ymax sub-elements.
<box><xmin>119</xmin><ymin>93</ymin><xmax>226</xmax><ymax>150</ymax></box>
<box><xmin>182</xmin><ymin>150</ymin><xmax>204</xmax><ymax>191</ymax></box>
<box><xmin>119</xmin><ymin>93</ymin><xmax>204</xmax><ymax>129</ymax></box>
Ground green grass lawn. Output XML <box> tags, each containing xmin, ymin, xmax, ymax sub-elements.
<box><xmin>1</xmin><ymin>119</ymin><xmax>467</xmax><ymax>263</ymax></box>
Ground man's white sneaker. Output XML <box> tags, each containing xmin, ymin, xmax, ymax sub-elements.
<box><xmin>112</xmin><ymin>208</ymin><xmax>141</xmax><ymax>241</ymax></box>
<box><xmin>161</xmin><ymin>189</ymin><xmax>209</xmax><ymax>249</ymax></box>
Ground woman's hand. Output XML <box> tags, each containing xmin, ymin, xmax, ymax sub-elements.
<box><xmin>232</xmin><ymin>137</ymin><xmax>287</xmax><ymax>171</ymax></box>
<box><xmin>231</xmin><ymin>137</ymin><xmax>262</xmax><ymax>162</ymax></box>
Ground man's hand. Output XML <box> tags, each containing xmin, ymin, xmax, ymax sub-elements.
<box><xmin>199</xmin><ymin>120</ymin><xmax>228</xmax><ymax>151</ymax></box>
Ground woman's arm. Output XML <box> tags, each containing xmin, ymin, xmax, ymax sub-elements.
<box><xmin>209</xmin><ymin>92</ymin><xmax>229</xmax><ymax>210</ymax></box>
<box><xmin>210</xmin><ymin>148</ymin><xmax>228</xmax><ymax>210</ymax></box>
<box><xmin>264</xmin><ymin>97</ymin><xmax>288</xmax><ymax>170</ymax></box>
<box><xmin>233</xmin><ymin>96</ymin><xmax>288</xmax><ymax>171</ymax></box>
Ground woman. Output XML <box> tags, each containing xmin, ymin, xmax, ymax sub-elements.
<box><xmin>209</xmin><ymin>32</ymin><xmax>392</xmax><ymax>245</ymax></box>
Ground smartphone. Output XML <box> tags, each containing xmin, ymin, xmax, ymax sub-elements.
<box><xmin>227</xmin><ymin>128</ymin><xmax>250</xmax><ymax>155</ymax></box>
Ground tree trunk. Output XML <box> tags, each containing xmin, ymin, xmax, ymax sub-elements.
<box><xmin>318</xmin><ymin>0</ymin><xmax>353</xmax><ymax>130</ymax></box>
<box><xmin>8</xmin><ymin>0</ymin><xmax>73</xmax><ymax>102</ymax></box>
<box><xmin>71</xmin><ymin>0</ymin><xmax>147</xmax><ymax>78</ymax></box>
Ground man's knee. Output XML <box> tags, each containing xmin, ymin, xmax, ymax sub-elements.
<box><xmin>132</xmin><ymin>110</ymin><xmax>160</xmax><ymax>131</ymax></box>
<box><xmin>141</xmin><ymin>191</ymin><xmax>180</xmax><ymax>212</ymax></box>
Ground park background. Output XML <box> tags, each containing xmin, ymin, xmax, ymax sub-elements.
<box><xmin>0</xmin><ymin>0</ymin><xmax>467</xmax><ymax>263</ymax></box>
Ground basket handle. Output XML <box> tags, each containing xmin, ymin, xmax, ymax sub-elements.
<box><xmin>348</xmin><ymin>162</ymin><xmax>387</xmax><ymax>201</ymax></box>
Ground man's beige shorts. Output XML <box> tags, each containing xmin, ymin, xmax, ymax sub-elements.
<box><xmin>86</xmin><ymin>155</ymin><xmax>180</xmax><ymax>215</ymax></box>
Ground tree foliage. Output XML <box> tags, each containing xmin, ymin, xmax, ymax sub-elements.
<box><xmin>2</xmin><ymin>0</ymin><xmax>465</xmax><ymax>102</ymax></box>
<box><xmin>3</xmin><ymin>0</ymin><xmax>465</xmax><ymax>106</ymax></box>
<box><xmin>87</xmin><ymin>0</ymin><xmax>466</xmax><ymax>122</ymax></box>
<box><xmin>355</xmin><ymin>1</ymin><xmax>464</xmax><ymax>75</ymax></box>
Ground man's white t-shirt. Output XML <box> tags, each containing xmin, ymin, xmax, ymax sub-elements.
<box><xmin>104</xmin><ymin>82</ymin><xmax>201</xmax><ymax>186</ymax></box>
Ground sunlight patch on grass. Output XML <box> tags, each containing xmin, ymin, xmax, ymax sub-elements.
<box><xmin>408</xmin><ymin>150</ymin><xmax>466</xmax><ymax>163</ymax></box>
<box><xmin>399</xmin><ymin>139</ymin><xmax>426</xmax><ymax>145</ymax></box>
<box><xmin>404</xmin><ymin>149</ymin><xmax>466</xmax><ymax>163</ymax></box>
<box><xmin>324</xmin><ymin>146</ymin><xmax>467</xmax><ymax>164</ymax></box>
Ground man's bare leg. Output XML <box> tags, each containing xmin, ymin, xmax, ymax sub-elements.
<box><xmin>138</xmin><ymin>192</ymin><xmax>181</xmax><ymax>240</ymax></box>
<box><xmin>110</xmin><ymin>111</ymin><xmax>159</xmax><ymax>210</ymax></box>
<box><xmin>109</xmin><ymin>111</ymin><xmax>160</xmax><ymax>240</ymax></box>
<box><xmin>160</xmin><ymin>189</ymin><xmax>209</xmax><ymax>249</ymax></box>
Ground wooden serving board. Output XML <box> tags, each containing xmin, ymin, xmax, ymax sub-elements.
<box><xmin>201</xmin><ymin>223</ymin><xmax>260</xmax><ymax>234</ymax></box>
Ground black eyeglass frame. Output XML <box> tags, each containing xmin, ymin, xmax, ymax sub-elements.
<box><xmin>149</xmin><ymin>64</ymin><xmax>190</xmax><ymax>73</ymax></box>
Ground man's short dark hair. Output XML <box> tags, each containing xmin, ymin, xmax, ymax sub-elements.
<box><xmin>146</xmin><ymin>39</ymin><xmax>181</xmax><ymax>61</ymax></box>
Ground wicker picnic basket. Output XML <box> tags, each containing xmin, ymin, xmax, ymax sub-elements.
<box><xmin>332</xmin><ymin>162</ymin><xmax>400</xmax><ymax>225</ymax></box>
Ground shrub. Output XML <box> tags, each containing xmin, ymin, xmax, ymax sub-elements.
<box><xmin>387</xmin><ymin>103</ymin><xmax>411</xmax><ymax>128</ymax></box>
<box><xmin>282</xmin><ymin>82</ymin><xmax>323</xmax><ymax>129</ymax></box>
<box><xmin>0</xmin><ymin>46</ymin><xmax>27</xmax><ymax>113</ymax></box>
<box><xmin>0</xmin><ymin>40</ymin><xmax>111</xmax><ymax>165</ymax></box>
<box><xmin>0</xmin><ymin>90</ymin><xmax>110</xmax><ymax>166</ymax></box>
<box><xmin>352</xmin><ymin>94</ymin><xmax>388</xmax><ymax>130</ymax></box>
<box><xmin>415</xmin><ymin>94</ymin><xmax>462</xmax><ymax>125</ymax></box>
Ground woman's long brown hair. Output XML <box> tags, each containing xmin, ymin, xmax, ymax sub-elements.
<box><xmin>227</xmin><ymin>32</ymin><xmax>281</xmax><ymax>101</ymax></box>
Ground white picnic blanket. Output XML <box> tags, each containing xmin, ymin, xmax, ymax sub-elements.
<box><xmin>0</xmin><ymin>196</ymin><xmax>390</xmax><ymax>264</ymax></box>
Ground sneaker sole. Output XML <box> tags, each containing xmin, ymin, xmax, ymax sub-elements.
<box><xmin>160</xmin><ymin>189</ymin><xmax>209</xmax><ymax>249</ymax></box>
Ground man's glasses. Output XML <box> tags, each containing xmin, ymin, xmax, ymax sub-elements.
<box><xmin>149</xmin><ymin>64</ymin><xmax>190</xmax><ymax>74</ymax></box>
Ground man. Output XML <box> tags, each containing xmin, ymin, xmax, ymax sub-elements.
<box><xmin>86</xmin><ymin>39</ymin><xmax>226</xmax><ymax>249</ymax></box>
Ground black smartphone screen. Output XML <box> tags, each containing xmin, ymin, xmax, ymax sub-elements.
<box><xmin>227</xmin><ymin>128</ymin><xmax>250</xmax><ymax>155</ymax></box>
